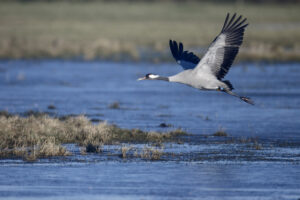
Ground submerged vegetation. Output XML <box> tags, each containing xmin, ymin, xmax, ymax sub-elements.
<box><xmin>0</xmin><ymin>1</ymin><xmax>300</xmax><ymax>61</ymax></box>
<box><xmin>0</xmin><ymin>113</ymin><xmax>186</xmax><ymax>161</ymax></box>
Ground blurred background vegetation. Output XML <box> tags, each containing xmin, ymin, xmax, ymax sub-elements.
<box><xmin>0</xmin><ymin>0</ymin><xmax>299</xmax><ymax>61</ymax></box>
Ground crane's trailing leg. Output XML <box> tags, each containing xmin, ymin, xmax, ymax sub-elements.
<box><xmin>221</xmin><ymin>89</ymin><xmax>254</xmax><ymax>105</ymax></box>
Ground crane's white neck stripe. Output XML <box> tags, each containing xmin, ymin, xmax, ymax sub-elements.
<box><xmin>149</xmin><ymin>74</ymin><xmax>159</xmax><ymax>79</ymax></box>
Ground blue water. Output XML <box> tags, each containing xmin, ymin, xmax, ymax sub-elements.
<box><xmin>0</xmin><ymin>60</ymin><xmax>300</xmax><ymax>139</ymax></box>
<box><xmin>0</xmin><ymin>162</ymin><xmax>299</xmax><ymax>200</ymax></box>
<box><xmin>0</xmin><ymin>60</ymin><xmax>300</xmax><ymax>199</ymax></box>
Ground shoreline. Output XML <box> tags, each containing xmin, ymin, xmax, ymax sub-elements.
<box><xmin>1</xmin><ymin>42</ymin><xmax>299</xmax><ymax>62</ymax></box>
<box><xmin>0</xmin><ymin>48</ymin><xmax>299</xmax><ymax>63</ymax></box>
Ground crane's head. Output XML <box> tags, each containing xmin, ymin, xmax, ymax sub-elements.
<box><xmin>137</xmin><ymin>73</ymin><xmax>159</xmax><ymax>81</ymax></box>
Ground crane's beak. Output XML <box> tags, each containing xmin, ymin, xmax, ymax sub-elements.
<box><xmin>137</xmin><ymin>77</ymin><xmax>146</xmax><ymax>81</ymax></box>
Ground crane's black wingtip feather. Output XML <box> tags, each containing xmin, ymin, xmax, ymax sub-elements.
<box><xmin>216</xmin><ymin>13</ymin><xmax>249</xmax><ymax>79</ymax></box>
<box><xmin>222</xmin><ymin>13</ymin><xmax>248</xmax><ymax>33</ymax></box>
<box><xmin>168</xmin><ymin>39</ymin><xmax>200</xmax><ymax>69</ymax></box>
<box><xmin>169</xmin><ymin>39</ymin><xmax>178</xmax><ymax>60</ymax></box>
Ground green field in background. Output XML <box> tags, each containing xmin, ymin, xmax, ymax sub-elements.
<box><xmin>0</xmin><ymin>1</ymin><xmax>299</xmax><ymax>61</ymax></box>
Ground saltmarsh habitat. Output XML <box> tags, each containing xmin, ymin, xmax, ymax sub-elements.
<box><xmin>1</xmin><ymin>1</ymin><xmax>300</xmax><ymax>200</ymax></box>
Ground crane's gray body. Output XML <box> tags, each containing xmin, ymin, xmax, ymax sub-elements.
<box><xmin>169</xmin><ymin>69</ymin><xmax>227</xmax><ymax>91</ymax></box>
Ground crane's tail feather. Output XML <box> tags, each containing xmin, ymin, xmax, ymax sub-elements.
<box><xmin>240</xmin><ymin>96</ymin><xmax>254</xmax><ymax>105</ymax></box>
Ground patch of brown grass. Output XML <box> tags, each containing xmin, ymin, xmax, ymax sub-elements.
<box><xmin>252</xmin><ymin>142</ymin><xmax>263</xmax><ymax>150</ymax></box>
<box><xmin>108</xmin><ymin>102</ymin><xmax>120</xmax><ymax>109</ymax></box>
<box><xmin>140</xmin><ymin>146</ymin><xmax>164</xmax><ymax>160</ymax></box>
<box><xmin>121</xmin><ymin>145</ymin><xmax>132</xmax><ymax>159</ymax></box>
<box><xmin>213</xmin><ymin>130</ymin><xmax>228</xmax><ymax>137</ymax></box>
<box><xmin>0</xmin><ymin>114</ymin><xmax>186</xmax><ymax>160</ymax></box>
<box><xmin>118</xmin><ymin>145</ymin><xmax>164</xmax><ymax>160</ymax></box>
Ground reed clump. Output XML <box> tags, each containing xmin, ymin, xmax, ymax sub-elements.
<box><xmin>120</xmin><ymin>145</ymin><xmax>164</xmax><ymax>160</ymax></box>
<box><xmin>108</xmin><ymin>102</ymin><xmax>120</xmax><ymax>109</ymax></box>
<box><xmin>213</xmin><ymin>130</ymin><xmax>228</xmax><ymax>137</ymax></box>
<box><xmin>140</xmin><ymin>147</ymin><xmax>164</xmax><ymax>160</ymax></box>
<box><xmin>0</xmin><ymin>114</ymin><xmax>187</xmax><ymax>160</ymax></box>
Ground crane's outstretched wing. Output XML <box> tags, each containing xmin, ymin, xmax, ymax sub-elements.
<box><xmin>195</xmin><ymin>13</ymin><xmax>248</xmax><ymax>79</ymax></box>
<box><xmin>169</xmin><ymin>40</ymin><xmax>200</xmax><ymax>70</ymax></box>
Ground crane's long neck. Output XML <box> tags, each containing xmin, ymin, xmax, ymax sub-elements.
<box><xmin>153</xmin><ymin>76</ymin><xmax>169</xmax><ymax>81</ymax></box>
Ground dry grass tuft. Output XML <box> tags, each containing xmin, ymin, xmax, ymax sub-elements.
<box><xmin>0</xmin><ymin>114</ymin><xmax>186</xmax><ymax>160</ymax></box>
<box><xmin>108</xmin><ymin>102</ymin><xmax>120</xmax><ymax>109</ymax></box>
<box><xmin>253</xmin><ymin>142</ymin><xmax>263</xmax><ymax>150</ymax></box>
<box><xmin>213</xmin><ymin>130</ymin><xmax>228</xmax><ymax>137</ymax></box>
<box><xmin>121</xmin><ymin>145</ymin><xmax>132</xmax><ymax>159</ymax></box>
<box><xmin>47</xmin><ymin>105</ymin><xmax>56</xmax><ymax>110</ymax></box>
<box><xmin>140</xmin><ymin>146</ymin><xmax>164</xmax><ymax>160</ymax></box>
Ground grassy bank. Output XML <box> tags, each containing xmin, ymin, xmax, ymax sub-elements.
<box><xmin>0</xmin><ymin>1</ymin><xmax>299</xmax><ymax>61</ymax></box>
<box><xmin>0</xmin><ymin>113</ymin><xmax>187</xmax><ymax>161</ymax></box>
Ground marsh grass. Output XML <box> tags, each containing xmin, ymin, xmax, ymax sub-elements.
<box><xmin>0</xmin><ymin>114</ymin><xmax>186</xmax><ymax>160</ymax></box>
<box><xmin>47</xmin><ymin>104</ymin><xmax>56</xmax><ymax>110</ymax></box>
<box><xmin>0</xmin><ymin>2</ymin><xmax>299</xmax><ymax>61</ymax></box>
<box><xmin>140</xmin><ymin>146</ymin><xmax>164</xmax><ymax>160</ymax></box>
<box><xmin>213</xmin><ymin>130</ymin><xmax>228</xmax><ymax>137</ymax></box>
<box><xmin>120</xmin><ymin>145</ymin><xmax>164</xmax><ymax>160</ymax></box>
<box><xmin>108</xmin><ymin>102</ymin><xmax>120</xmax><ymax>109</ymax></box>
<box><xmin>252</xmin><ymin>141</ymin><xmax>263</xmax><ymax>150</ymax></box>
<box><xmin>121</xmin><ymin>145</ymin><xmax>131</xmax><ymax>159</ymax></box>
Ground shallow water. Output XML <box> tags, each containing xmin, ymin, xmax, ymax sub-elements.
<box><xmin>0</xmin><ymin>60</ymin><xmax>300</xmax><ymax>139</ymax></box>
<box><xmin>0</xmin><ymin>60</ymin><xmax>300</xmax><ymax>199</ymax></box>
<box><xmin>1</xmin><ymin>161</ymin><xmax>300</xmax><ymax>200</ymax></box>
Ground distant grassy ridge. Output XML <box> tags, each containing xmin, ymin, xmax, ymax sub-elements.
<box><xmin>2</xmin><ymin>0</ymin><xmax>300</xmax><ymax>3</ymax></box>
<box><xmin>0</xmin><ymin>1</ymin><xmax>300</xmax><ymax>61</ymax></box>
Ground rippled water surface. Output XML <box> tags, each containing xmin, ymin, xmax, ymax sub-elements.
<box><xmin>0</xmin><ymin>60</ymin><xmax>299</xmax><ymax>199</ymax></box>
